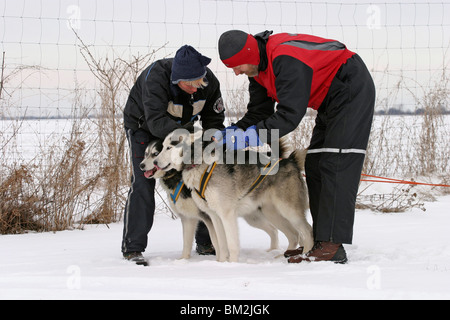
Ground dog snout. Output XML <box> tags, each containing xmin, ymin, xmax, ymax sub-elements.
<box><xmin>139</xmin><ymin>162</ymin><xmax>146</xmax><ymax>171</ymax></box>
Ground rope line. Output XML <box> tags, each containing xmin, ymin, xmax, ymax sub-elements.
<box><xmin>360</xmin><ymin>174</ymin><xmax>450</xmax><ymax>188</ymax></box>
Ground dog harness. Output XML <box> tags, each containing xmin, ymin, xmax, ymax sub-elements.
<box><xmin>195</xmin><ymin>159</ymin><xmax>282</xmax><ymax>201</ymax></box>
<box><xmin>243</xmin><ymin>158</ymin><xmax>281</xmax><ymax>197</ymax></box>
<box><xmin>170</xmin><ymin>180</ymin><xmax>185</xmax><ymax>204</ymax></box>
<box><xmin>195</xmin><ymin>162</ymin><xmax>217</xmax><ymax>201</ymax></box>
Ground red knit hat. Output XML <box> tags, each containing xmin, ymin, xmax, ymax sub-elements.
<box><xmin>218</xmin><ymin>30</ymin><xmax>260</xmax><ymax>68</ymax></box>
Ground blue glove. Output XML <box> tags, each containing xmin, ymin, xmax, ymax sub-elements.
<box><xmin>242</xmin><ymin>125</ymin><xmax>264</xmax><ymax>149</ymax></box>
<box><xmin>213</xmin><ymin>124</ymin><xmax>238</xmax><ymax>143</ymax></box>
<box><xmin>215</xmin><ymin>125</ymin><xmax>263</xmax><ymax>150</ymax></box>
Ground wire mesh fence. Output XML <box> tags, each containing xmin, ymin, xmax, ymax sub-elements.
<box><xmin>2</xmin><ymin>0</ymin><xmax>449</xmax><ymax>117</ymax></box>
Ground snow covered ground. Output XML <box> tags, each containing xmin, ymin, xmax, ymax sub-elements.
<box><xmin>1</xmin><ymin>193</ymin><xmax>450</xmax><ymax>301</ymax></box>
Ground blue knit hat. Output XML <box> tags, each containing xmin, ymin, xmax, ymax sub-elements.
<box><xmin>171</xmin><ymin>45</ymin><xmax>212</xmax><ymax>84</ymax></box>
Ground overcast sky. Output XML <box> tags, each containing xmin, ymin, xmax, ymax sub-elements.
<box><xmin>1</xmin><ymin>0</ymin><xmax>449</xmax><ymax>115</ymax></box>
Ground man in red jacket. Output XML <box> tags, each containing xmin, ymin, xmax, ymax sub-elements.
<box><xmin>218</xmin><ymin>30</ymin><xmax>375</xmax><ymax>263</ymax></box>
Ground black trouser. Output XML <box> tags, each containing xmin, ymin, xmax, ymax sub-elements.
<box><xmin>121</xmin><ymin>128</ymin><xmax>211</xmax><ymax>253</ymax></box>
<box><xmin>305</xmin><ymin>54</ymin><xmax>375</xmax><ymax>245</ymax></box>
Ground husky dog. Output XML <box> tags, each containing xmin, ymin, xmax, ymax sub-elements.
<box><xmin>153</xmin><ymin>127</ymin><xmax>314</xmax><ymax>262</ymax></box>
<box><xmin>140</xmin><ymin>139</ymin><xmax>279</xmax><ymax>260</ymax></box>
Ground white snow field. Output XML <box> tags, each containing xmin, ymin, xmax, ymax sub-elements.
<box><xmin>1</xmin><ymin>194</ymin><xmax>450</xmax><ymax>301</ymax></box>
<box><xmin>1</xmin><ymin>117</ymin><xmax>449</xmax><ymax>302</ymax></box>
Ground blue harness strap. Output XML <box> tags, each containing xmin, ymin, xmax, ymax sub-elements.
<box><xmin>170</xmin><ymin>180</ymin><xmax>185</xmax><ymax>204</ymax></box>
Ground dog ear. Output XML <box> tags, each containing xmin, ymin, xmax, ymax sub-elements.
<box><xmin>150</xmin><ymin>139</ymin><xmax>163</xmax><ymax>153</ymax></box>
<box><xmin>176</xmin><ymin>133</ymin><xmax>185</xmax><ymax>145</ymax></box>
<box><xmin>170</xmin><ymin>128</ymin><xmax>191</xmax><ymax>148</ymax></box>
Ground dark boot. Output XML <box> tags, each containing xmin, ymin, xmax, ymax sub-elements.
<box><xmin>196</xmin><ymin>243</ymin><xmax>216</xmax><ymax>255</ymax></box>
<box><xmin>284</xmin><ymin>247</ymin><xmax>304</xmax><ymax>258</ymax></box>
<box><xmin>123</xmin><ymin>252</ymin><xmax>149</xmax><ymax>266</ymax></box>
<box><xmin>288</xmin><ymin>241</ymin><xmax>347</xmax><ymax>264</ymax></box>
<box><xmin>195</xmin><ymin>221</ymin><xmax>215</xmax><ymax>255</ymax></box>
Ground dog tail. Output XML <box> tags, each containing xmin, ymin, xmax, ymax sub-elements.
<box><xmin>279</xmin><ymin>136</ymin><xmax>293</xmax><ymax>159</ymax></box>
<box><xmin>291</xmin><ymin>148</ymin><xmax>308</xmax><ymax>171</ymax></box>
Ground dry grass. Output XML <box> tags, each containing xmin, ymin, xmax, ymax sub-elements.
<box><xmin>1</xmin><ymin>39</ymin><xmax>165</xmax><ymax>233</ymax></box>
<box><xmin>73</xmin><ymin>31</ymin><xmax>167</xmax><ymax>225</ymax></box>
<box><xmin>0</xmin><ymin>165</ymin><xmax>43</xmax><ymax>233</ymax></box>
<box><xmin>0</xmin><ymin>88</ymin><xmax>101</xmax><ymax>233</ymax></box>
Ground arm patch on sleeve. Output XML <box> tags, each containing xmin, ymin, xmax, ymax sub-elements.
<box><xmin>213</xmin><ymin>97</ymin><xmax>224</xmax><ymax>113</ymax></box>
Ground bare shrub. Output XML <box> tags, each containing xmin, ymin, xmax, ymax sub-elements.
<box><xmin>74</xmin><ymin>31</ymin><xmax>165</xmax><ymax>224</ymax></box>
<box><xmin>356</xmin><ymin>185</ymin><xmax>426</xmax><ymax>213</ymax></box>
<box><xmin>360</xmin><ymin>65</ymin><xmax>450</xmax><ymax>212</ymax></box>
<box><xmin>224</xmin><ymin>82</ymin><xmax>249</xmax><ymax>126</ymax></box>
<box><xmin>0</xmin><ymin>125</ymin><xmax>95</xmax><ymax>233</ymax></box>
<box><xmin>0</xmin><ymin>43</ymin><xmax>163</xmax><ymax>233</ymax></box>
<box><xmin>1</xmin><ymin>83</ymin><xmax>101</xmax><ymax>233</ymax></box>
<box><xmin>417</xmin><ymin>70</ymin><xmax>449</xmax><ymax>176</ymax></box>
<box><xmin>0</xmin><ymin>165</ymin><xmax>43</xmax><ymax>234</ymax></box>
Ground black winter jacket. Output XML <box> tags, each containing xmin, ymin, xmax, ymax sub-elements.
<box><xmin>123</xmin><ymin>58</ymin><xmax>225</xmax><ymax>139</ymax></box>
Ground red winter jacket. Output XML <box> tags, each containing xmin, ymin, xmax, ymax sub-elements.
<box><xmin>236</xmin><ymin>32</ymin><xmax>355</xmax><ymax>141</ymax></box>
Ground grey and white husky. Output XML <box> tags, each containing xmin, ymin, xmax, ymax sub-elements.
<box><xmin>140</xmin><ymin>139</ymin><xmax>279</xmax><ymax>260</ymax></box>
<box><xmin>152</xmin><ymin>127</ymin><xmax>313</xmax><ymax>262</ymax></box>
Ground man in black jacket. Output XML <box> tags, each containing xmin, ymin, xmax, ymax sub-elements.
<box><xmin>122</xmin><ymin>45</ymin><xmax>225</xmax><ymax>265</ymax></box>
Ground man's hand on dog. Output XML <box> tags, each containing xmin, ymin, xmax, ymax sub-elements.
<box><xmin>213</xmin><ymin>125</ymin><xmax>263</xmax><ymax>150</ymax></box>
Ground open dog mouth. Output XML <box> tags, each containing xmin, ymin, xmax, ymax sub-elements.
<box><xmin>143</xmin><ymin>164</ymin><xmax>170</xmax><ymax>179</ymax></box>
<box><xmin>144</xmin><ymin>167</ymin><xmax>158</xmax><ymax>179</ymax></box>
